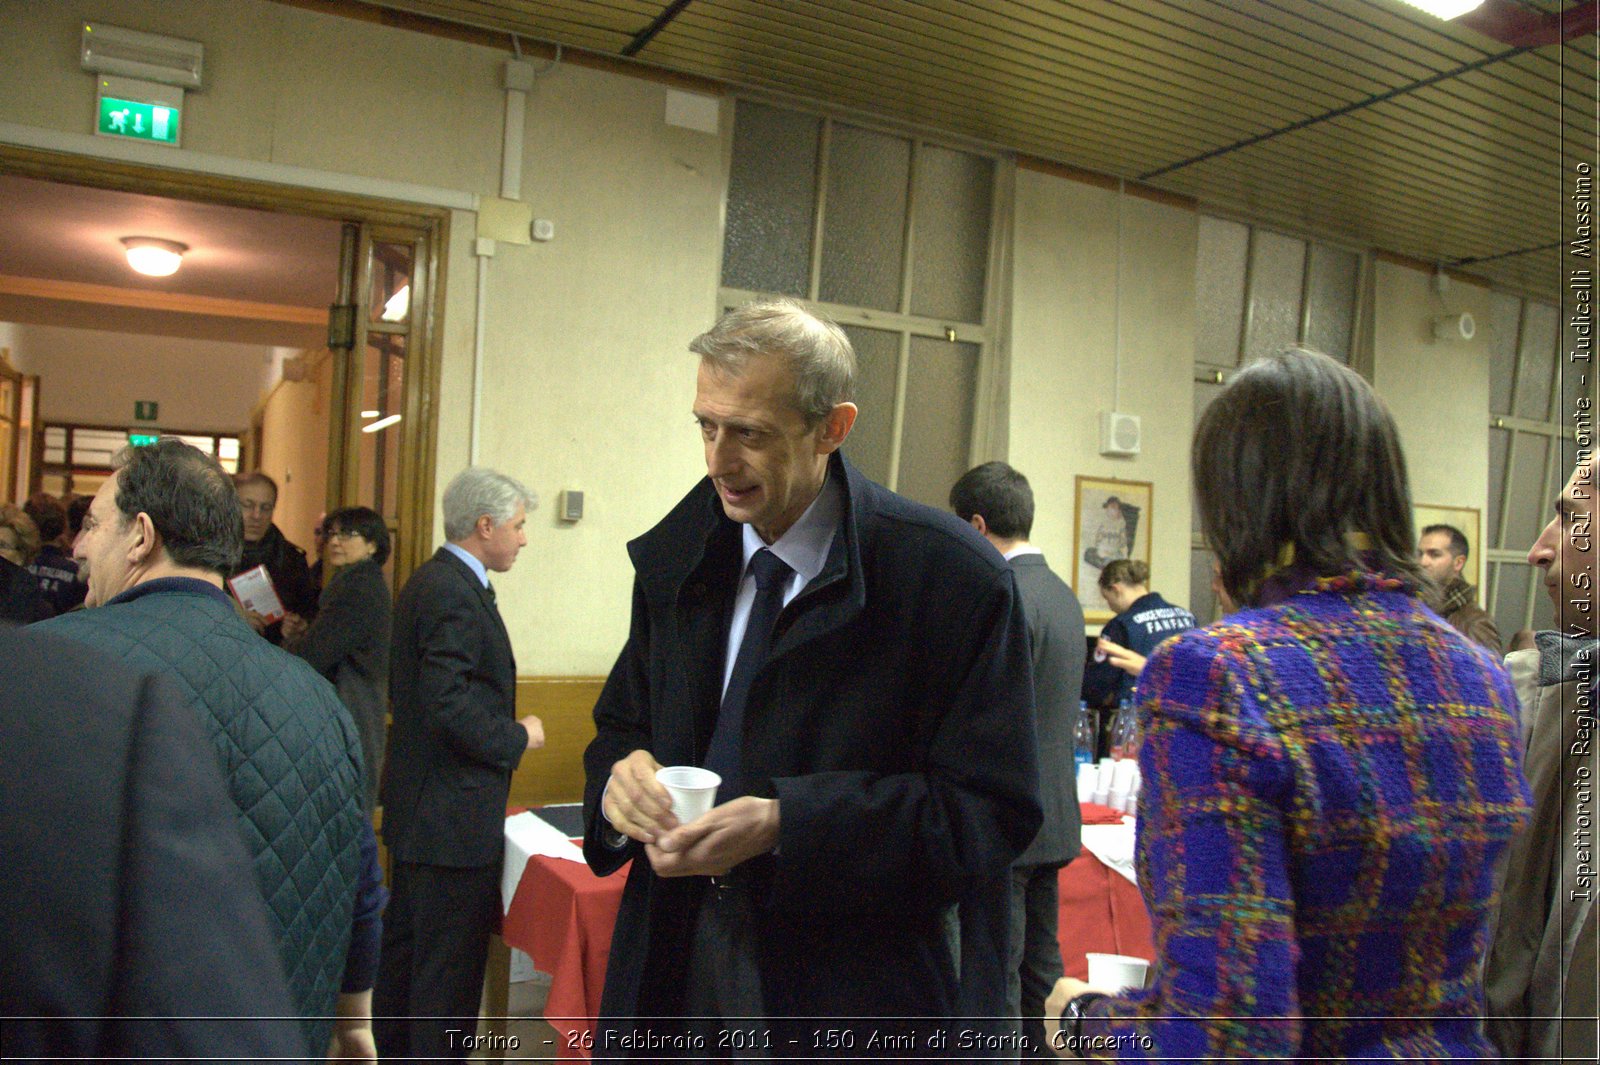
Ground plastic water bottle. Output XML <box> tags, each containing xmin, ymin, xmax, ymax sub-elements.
<box><xmin>1073</xmin><ymin>702</ymin><xmax>1095</xmax><ymax>771</ymax></box>
<box><xmin>1110</xmin><ymin>697</ymin><xmax>1135</xmax><ymax>760</ymax></box>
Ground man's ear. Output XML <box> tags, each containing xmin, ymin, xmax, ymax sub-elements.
<box><xmin>968</xmin><ymin>514</ymin><xmax>988</xmax><ymax>537</ymax></box>
<box><xmin>475</xmin><ymin>513</ymin><xmax>495</xmax><ymax>539</ymax></box>
<box><xmin>815</xmin><ymin>402</ymin><xmax>858</xmax><ymax>455</ymax></box>
<box><xmin>127</xmin><ymin>512</ymin><xmax>160</xmax><ymax>565</ymax></box>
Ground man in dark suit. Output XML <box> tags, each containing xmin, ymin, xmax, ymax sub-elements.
<box><xmin>583</xmin><ymin>299</ymin><xmax>1041</xmax><ymax>1056</ymax></box>
<box><xmin>952</xmin><ymin>461</ymin><xmax>1087</xmax><ymax>1059</ymax></box>
<box><xmin>1</xmin><ymin>622</ymin><xmax>308</xmax><ymax>1060</ymax></box>
<box><xmin>375</xmin><ymin>466</ymin><xmax>545</xmax><ymax>1062</ymax></box>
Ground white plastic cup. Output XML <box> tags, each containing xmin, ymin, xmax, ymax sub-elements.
<box><xmin>1096</xmin><ymin>758</ymin><xmax>1117</xmax><ymax>792</ymax></box>
<box><xmin>655</xmin><ymin>766</ymin><xmax>721</xmax><ymax>824</ymax></box>
<box><xmin>1111</xmin><ymin>758</ymin><xmax>1138</xmax><ymax>791</ymax></box>
<box><xmin>1076</xmin><ymin>762</ymin><xmax>1097</xmax><ymax>803</ymax></box>
<box><xmin>1107</xmin><ymin>786</ymin><xmax>1129</xmax><ymax>812</ymax></box>
<box><xmin>1086</xmin><ymin>952</ymin><xmax>1150</xmax><ymax>993</ymax></box>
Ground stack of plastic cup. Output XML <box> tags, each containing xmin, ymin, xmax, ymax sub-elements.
<box><xmin>1076</xmin><ymin>761</ymin><xmax>1097</xmax><ymax>803</ymax></box>
<box><xmin>1091</xmin><ymin>758</ymin><xmax>1116</xmax><ymax>807</ymax></box>
<box><xmin>1107</xmin><ymin>758</ymin><xmax>1138</xmax><ymax>813</ymax></box>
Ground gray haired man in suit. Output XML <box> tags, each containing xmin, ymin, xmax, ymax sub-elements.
<box><xmin>952</xmin><ymin>461</ymin><xmax>1087</xmax><ymax>1059</ymax></box>
<box><xmin>375</xmin><ymin>466</ymin><xmax>545</xmax><ymax>1062</ymax></box>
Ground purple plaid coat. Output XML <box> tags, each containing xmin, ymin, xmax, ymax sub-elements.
<box><xmin>1085</xmin><ymin>572</ymin><xmax>1531</xmax><ymax>1061</ymax></box>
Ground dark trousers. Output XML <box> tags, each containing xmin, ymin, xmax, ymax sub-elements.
<box><xmin>373</xmin><ymin>860</ymin><xmax>500</xmax><ymax>1061</ymax></box>
<box><xmin>1009</xmin><ymin>864</ymin><xmax>1064</xmax><ymax>1059</ymax></box>
<box><xmin>685</xmin><ymin>882</ymin><xmax>769</xmax><ymax>1061</ymax></box>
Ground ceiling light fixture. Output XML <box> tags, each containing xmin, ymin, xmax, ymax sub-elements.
<box><xmin>360</xmin><ymin>410</ymin><xmax>381</xmax><ymax>418</ymax></box>
<box><xmin>1394</xmin><ymin>0</ymin><xmax>1484</xmax><ymax>19</ymax></box>
<box><xmin>362</xmin><ymin>414</ymin><xmax>402</xmax><ymax>433</ymax></box>
<box><xmin>122</xmin><ymin>236</ymin><xmax>187</xmax><ymax>277</ymax></box>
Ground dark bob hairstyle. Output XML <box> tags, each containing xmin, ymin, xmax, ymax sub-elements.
<box><xmin>325</xmin><ymin>505</ymin><xmax>391</xmax><ymax>567</ymax></box>
<box><xmin>1193</xmin><ymin>348</ymin><xmax>1424</xmax><ymax>607</ymax></box>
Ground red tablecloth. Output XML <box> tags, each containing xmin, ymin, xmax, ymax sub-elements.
<box><xmin>501</xmin><ymin>853</ymin><xmax>629</xmax><ymax>1060</ymax></box>
<box><xmin>500</xmin><ymin>808</ymin><xmax>1154</xmax><ymax>1059</ymax></box>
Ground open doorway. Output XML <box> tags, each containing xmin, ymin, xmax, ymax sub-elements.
<box><xmin>0</xmin><ymin>148</ymin><xmax>447</xmax><ymax>585</ymax></box>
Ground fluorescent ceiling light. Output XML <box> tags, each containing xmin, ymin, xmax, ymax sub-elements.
<box><xmin>82</xmin><ymin>22</ymin><xmax>204</xmax><ymax>89</ymax></box>
<box><xmin>381</xmin><ymin>285</ymin><xmax>410</xmax><ymax>322</ymax></box>
<box><xmin>122</xmin><ymin>236</ymin><xmax>187</xmax><ymax>277</ymax></box>
<box><xmin>1394</xmin><ymin>0</ymin><xmax>1484</xmax><ymax>19</ymax></box>
<box><xmin>362</xmin><ymin>414</ymin><xmax>402</xmax><ymax>433</ymax></box>
<box><xmin>360</xmin><ymin>410</ymin><xmax>381</xmax><ymax>418</ymax></box>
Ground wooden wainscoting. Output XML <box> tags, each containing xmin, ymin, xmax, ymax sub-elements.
<box><xmin>509</xmin><ymin>675</ymin><xmax>607</xmax><ymax>807</ymax></box>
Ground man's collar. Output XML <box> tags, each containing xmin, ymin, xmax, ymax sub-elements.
<box><xmin>1002</xmin><ymin>543</ymin><xmax>1043</xmax><ymax>561</ymax></box>
<box><xmin>442</xmin><ymin>541</ymin><xmax>490</xmax><ymax>587</ymax></box>
<box><xmin>107</xmin><ymin>575</ymin><xmax>231</xmax><ymax>608</ymax></box>
<box><xmin>741</xmin><ymin>470</ymin><xmax>843</xmax><ymax>584</ymax></box>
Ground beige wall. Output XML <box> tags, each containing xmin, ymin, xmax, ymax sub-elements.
<box><xmin>256</xmin><ymin>350</ymin><xmax>332</xmax><ymax>560</ymax></box>
<box><xmin>0</xmin><ymin>1</ymin><xmax>1501</xmax><ymax>671</ymax></box>
<box><xmin>0</xmin><ymin>0</ymin><xmax>723</xmax><ymax>672</ymax></box>
<box><xmin>1371</xmin><ymin>260</ymin><xmax>1494</xmax><ymax>522</ymax></box>
<box><xmin>0</xmin><ymin>321</ymin><xmax>269</xmax><ymax>431</ymax></box>
<box><xmin>1009</xmin><ymin>168</ymin><xmax>1198</xmax><ymax>617</ymax></box>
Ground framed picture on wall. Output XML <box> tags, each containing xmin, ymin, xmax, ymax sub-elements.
<box><xmin>1073</xmin><ymin>475</ymin><xmax>1153</xmax><ymax>623</ymax></box>
<box><xmin>1414</xmin><ymin>503</ymin><xmax>1483</xmax><ymax>591</ymax></box>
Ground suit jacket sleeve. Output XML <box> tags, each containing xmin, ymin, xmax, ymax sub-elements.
<box><xmin>289</xmin><ymin>567</ymin><xmax>380</xmax><ymax>679</ymax></box>
<box><xmin>415</xmin><ymin>581</ymin><xmax>527</xmax><ymax>771</ymax></box>
<box><xmin>583</xmin><ymin>578</ymin><xmax>653</xmax><ymax>874</ymax></box>
<box><xmin>766</xmin><ymin>567</ymin><xmax>1043</xmax><ymax>913</ymax></box>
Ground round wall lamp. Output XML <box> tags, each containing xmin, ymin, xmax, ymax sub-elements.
<box><xmin>121</xmin><ymin>236</ymin><xmax>188</xmax><ymax>277</ymax></box>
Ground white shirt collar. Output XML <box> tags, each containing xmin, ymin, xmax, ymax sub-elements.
<box><xmin>739</xmin><ymin>470</ymin><xmax>843</xmax><ymax>585</ymax></box>
<box><xmin>442</xmin><ymin>541</ymin><xmax>490</xmax><ymax>587</ymax></box>
<box><xmin>1002</xmin><ymin>543</ymin><xmax>1043</xmax><ymax>561</ymax></box>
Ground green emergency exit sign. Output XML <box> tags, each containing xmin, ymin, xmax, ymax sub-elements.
<box><xmin>127</xmin><ymin>433</ymin><xmax>160</xmax><ymax>447</ymax></box>
<box><xmin>97</xmin><ymin>95</ymin><xmax>180</xmax><ymax>145</ymax></box>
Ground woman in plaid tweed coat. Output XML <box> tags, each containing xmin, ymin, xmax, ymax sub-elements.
<box><xmin>1048</xmin><ymin>349</ymin><xmax>1532</xmax><ymax>1061</ymax></box>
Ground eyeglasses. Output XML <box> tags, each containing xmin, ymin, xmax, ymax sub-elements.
<box><xmin>329</xmin><ymin>529</ymin><xmax>365</xmax><ymax>541</ymax></box>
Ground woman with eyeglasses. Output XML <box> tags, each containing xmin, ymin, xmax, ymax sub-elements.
<box><xmin>1045</xmin><ymin>349</ymin><xmax>1531</xmax><ymax>1061</ymax></box>
<box><xmin>284</xmin><ymin>506</ymin><xmax>393</xmax><ymax>812</ymax></box>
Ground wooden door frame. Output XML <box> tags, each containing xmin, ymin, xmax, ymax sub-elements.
<box><xmin>0</xmin><ymin>144</ymin><xmax>450</xmax><ymax>584</ymax></box>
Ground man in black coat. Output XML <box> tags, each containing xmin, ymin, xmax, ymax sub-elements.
<box><xmin>0</xmin><ymin>622</ymin><xmax>308</xmax><ymax>1060</ymax></box>
<box><xmin>232</xmin><ymin>471</ymin><xmax>317</xmax><ymax>644</ymax></box>
<box><xmin>374</xmin><ymin>467</ymin><xmax>546</xmax><ymax>1062</ymax></box>
<box><xmin>952</xmin><ymin>461</ymin><xmax>1087</xmax><ymax>1059</ymax></box>
<box><xmin>584</xmin><ymin>299</ymin><xmax>1042</xmax><ymax>1057</ymax></box>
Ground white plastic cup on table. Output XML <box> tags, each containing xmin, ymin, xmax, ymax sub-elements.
<box><xmin>1086</xmin><ymin>952</ymin><xmax>1151</xmax><ymax>993</ymax></box>
<box><xmin>1096</xmin><ymin>758</ymin><xmax>1117</xmax><ymax>793</ymax></box>
<box><xmin>1076</xmin><ymin>762</ymin><xmax>1097</xmax><ymax>803</ymax></box>
<box><xmin>655</xmin><ymin>766</ymin><xmax>721</xmax><ymax>824</ymax></box>
<box><xmin>1111</xmin><ymin>757</ymin><xmax>1138</xmax><ymax>792</ymax></box>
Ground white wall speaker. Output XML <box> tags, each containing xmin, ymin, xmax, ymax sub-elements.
<box><xmin>559</xmin><ymin>489</ymin><xmax>584</xmax><ymax>522</ymax></box>
<box><xmin>1099</xmin><ymin>411</ymin><xmax>1141</xmax><ymax>457</ymax></box>
<box><xmin>1432</xmin><ymin>312</ymin><xmax>1476</xmax><ymax>342</ymax></box>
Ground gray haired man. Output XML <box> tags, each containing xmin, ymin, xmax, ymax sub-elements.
<box><xmin>375</xmin><ymin>467</ymin><xmax>545</xmax><ymax>1062</ymax></box>
<box><xmin>1484</xmin><ymin>452</ymin><xmax>1598</xmax><ymax>1063</ymax></box>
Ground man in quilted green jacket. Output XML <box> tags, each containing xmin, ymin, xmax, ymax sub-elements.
<box><xmin>38</xmin><ymin>438</ymin><xmax>370</xmax><ymax>1057</ymax></box>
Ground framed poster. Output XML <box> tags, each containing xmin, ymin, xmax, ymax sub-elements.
<box><xmin>1073</xmin><ymin>475</ymin><xmax>1153</xmax><ymax>623</ymax></box>
<box><xmin>1413</xmin><ymin>503</ymin><xmax>1483</xmax><ymax>591</ymax></box>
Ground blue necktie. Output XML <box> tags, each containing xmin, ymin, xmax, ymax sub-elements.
<box><xmin>704</xmin><ymin>548</ymin><xmax>792</xmax><ymax>801</ymax></box>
